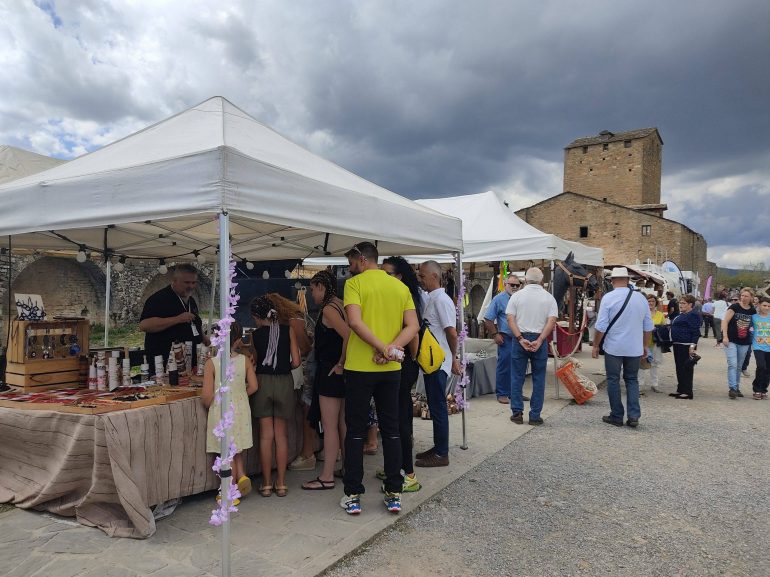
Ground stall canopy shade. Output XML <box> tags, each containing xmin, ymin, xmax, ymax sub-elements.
<box><xmin>0</xmin><ymin>97</ymin><xmax>462</xmax><ymax>259</ymax></box>
<box><xmin>414</xmin><ymin>191</ymin><xmax>603</xmax><ymax>266</ymax></box>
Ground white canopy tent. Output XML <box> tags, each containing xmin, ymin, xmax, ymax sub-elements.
<box><xmin>0</xmin><ymin>97</ymin><xmax>461</xmax><ymax>260</ymax></box>
<box><xmin>0</xmin><ymin>96</ymin><xmax>464</xmax><ymax>576</ymax></box>
<box><xmin>414</xmin><ymin>190</ymin><xmax>603</xmax><ymax>265</ymax></box>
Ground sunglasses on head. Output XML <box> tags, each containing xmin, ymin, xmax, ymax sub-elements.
<box><xmin>348</xmin><ymin>244</ymin><xmax>367</xmax><ymax>261</ymax></box>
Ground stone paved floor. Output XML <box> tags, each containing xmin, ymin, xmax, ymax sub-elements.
<box><xmin>1</xmin><ymin>374</ymin><xmax>567</xmax><ymax>577</ymax></box>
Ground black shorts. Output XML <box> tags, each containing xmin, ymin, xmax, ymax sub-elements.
<box><xmin>316</xmin><ymin>363</ymin><xmax>346</xmax><ymax>398</ymax></box>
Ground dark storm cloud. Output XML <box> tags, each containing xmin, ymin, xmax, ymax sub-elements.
<box><xmin>288</xmin><ymin>1</ymin><xmax>770</xmax><ymax>199</ymax></box>
<box><xmin>1</xmin><ymin>0</ymin><xmax>768</xmax><ymax>266</ymax></box>
<box><xmin>674</xmin><ymin>183</ymin><xmax>770</xmax><ymax>248</ymax></box>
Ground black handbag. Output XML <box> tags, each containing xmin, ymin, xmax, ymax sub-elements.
<box><xmin>599</xmin><ymin>288</ymin><xmax>633</xmax><ymax>355</ymax></box>
<box><xmin>653</xmin><ymin>325</ymin><xmax>672</xmax><ymax>353</ymax></box>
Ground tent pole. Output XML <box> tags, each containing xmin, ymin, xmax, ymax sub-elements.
<box><xmin>218</xmin><ymin>212</ymin><xmax>232</xmax><ymax>577</ymax></box>
<box><xmin>455</xmin><ymin>251</ymin><xmax>468</xmax><ymax>450</ymax></box>
<box><xmin>208</xmin><ymin>259</ymin><xmax>219</xmax><ymax>334</ymax></box>
<box><xmin>103</xmin><ymin>260</ymin><xmax>111</xmax><ymax>347</ymax></box>
<box><xmin>549</xmin><ymin>256</ymin><xmax>559</xmax><ymax>399</ymax></box>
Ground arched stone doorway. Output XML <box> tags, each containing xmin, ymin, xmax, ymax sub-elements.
<box><xmin>10</xmin><ymin>257</ymin><xmax>106</xmax><ymax>322</ymax></box>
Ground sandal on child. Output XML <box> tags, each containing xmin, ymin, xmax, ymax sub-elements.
<box><xmin>302</xmin><ymin>477</ymin><xmax>335</xmax><ymax>491</ymax></box>
<box><xmin>275</xmin><ymin>485</ymin><xmax>289</xmax><ymax>497</ymax></box>
<box><xmin>258</xmin><ymin>485</ymin><xmax>273</xmax><ymax>497</ymax></box>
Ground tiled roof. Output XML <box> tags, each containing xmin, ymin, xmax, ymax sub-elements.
<box><xmin>565</xmin><ymin>128</ymin><xmax>662</xmax><ymax>149</ymax></box>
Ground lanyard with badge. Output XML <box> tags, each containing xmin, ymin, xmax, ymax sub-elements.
<box><xmin>178</xmin><ymin>294</ymin><xmax>200</xmax><ymax>337</ymax></box>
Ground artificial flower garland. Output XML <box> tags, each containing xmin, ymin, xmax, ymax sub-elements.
<box><xmin>209</xmin><ymin>256</ymin><xmax>241</xmax><ymax>526</ymax></box>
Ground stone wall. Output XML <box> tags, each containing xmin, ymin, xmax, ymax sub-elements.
<box><xmin>563</xmin><ymin>132</ymin><xmax>661</xmax><ymax>206</ymax></box>
<box><xmin>516</xmin><ymin>193</ymin><xmax>711</xmax><ymax>288</ymax></box>
<box><xmin>0</xmin><ymin>256</ymin><xmax>213</xmax><ymax>346</ymax></box>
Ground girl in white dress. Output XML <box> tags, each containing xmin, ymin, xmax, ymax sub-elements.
<box><xmin>203</xmin><ymin>321</ymin><xmax>258</xmax><ymax>502</ymax></box>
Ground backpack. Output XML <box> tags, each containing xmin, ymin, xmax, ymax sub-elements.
<box><xmin>417</xmin><ymin>319</ymin><xmax>445</xmax><ymax>374</ymax></box>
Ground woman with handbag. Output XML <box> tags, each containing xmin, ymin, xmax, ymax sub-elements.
<box><xmin>670</xmin><ymin>295</ymin><xmax>702</xmax><ymax>400</ymax></box>
<box><xmin>643</xmin><ymin>294</ymin><xmax>666</xmax><ymax>393</ymax></box>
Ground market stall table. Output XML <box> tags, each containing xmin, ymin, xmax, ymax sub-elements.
<box><xmin>0</xmin><ymin>396</ymin><xmax>301</xmax><ymax>538</ymax></box>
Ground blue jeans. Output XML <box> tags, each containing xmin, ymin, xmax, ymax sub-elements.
<box><xmin>604</xmin><ymin>353</ymin><xmax>641</xmax><ymax>421</ymax></box>
<box><xmin>725</xmin><ymin>342</ymin><xmax>751</xmax><ymax>390</ymax></box>
<box><xmin>423</xmin><ymin>369</ymin><xmax>449</xmax><ymax>457</ymax></box>
<box><xmin>510</xmin><ymin>332</ymin><xmax>547</xmax><ymax>420</ymax></box>
<box><xmin>495</xmin><ymin>335</ymin><xmax>513</xmax><ymax>399</ymax></box>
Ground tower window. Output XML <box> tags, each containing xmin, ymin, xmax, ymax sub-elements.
<box><xmin>641</xmin><ymin>225</ymin><xmax>651</xmax><ymax>236</ymax></box>
<box><xmin>579</xmin><ymin>226</ymin><xmax>588</xmax><ymax>238</ymax></box>
<box><xmin>624</xmin><ymin>140</ymin><xmax>632</xmax><ymax>148</ymax></box>
<box><xmin>602</xmin><ymin>143</ymin><xmax>609</xmax><ymax>151</ymax></box>
<box><xmin>582</xmin><ymin>146</ymin><xmax>588</xmax><ymax>154</ymax></box>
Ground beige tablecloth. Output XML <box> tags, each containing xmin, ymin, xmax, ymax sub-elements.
<box><xmin>0</xmin><ymin>397</ymin><xmax>301</xmax><ymax>538</ymax></box>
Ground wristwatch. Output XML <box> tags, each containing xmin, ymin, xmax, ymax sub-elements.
<box><xmin>516</xmin><ymin>334</ymin><xmax>524</xmax><ymax>341</ymax></box>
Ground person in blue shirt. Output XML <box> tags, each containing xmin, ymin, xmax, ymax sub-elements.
<box><xmin>751</xmin><ymin>296</ymin><xmax>770</xmax><ymax>399</ymax></box>
<box><xmin>592</xmin><ymin>268</ymin><xmax>653</xmax><ymax>428</ymax></box>
<box><xmin>483</xmin><ymin>273</ymin><xmax>522</xmax><ymax>404</ymax></box>
<box><xmin>669</xmin><ymin>294</ymin><xmax>702</xmax><ymax>399</ymax></box>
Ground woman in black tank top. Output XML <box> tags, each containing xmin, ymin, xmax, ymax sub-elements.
<box><xmin>301</xmin><ymin>271</ymin><xmax>350</xmax><ymax>491</ymax></box>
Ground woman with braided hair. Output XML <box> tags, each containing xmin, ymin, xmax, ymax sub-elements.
<box><xmin>264</xmin><ymin>292</ymin><xmax>318</xmax><ymax>473</ymax></box>
<box><xmin>250</xmin><ymin>295</ymin><xmax>301</xmax><ymax>497</ymax></box>
<box><xmin>302</xmin><ymin>270</ymin><xmax>350</xmax><ymax>490</ymax></box>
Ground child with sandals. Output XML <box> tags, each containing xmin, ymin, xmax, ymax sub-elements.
<box><xmin>202</xmin><ymin>321</ymin><xmax>259</xmax><ymax>505</ymax></box>
<box><xmin>250</xmin><ymin>296</ymin><xmax>301</xmax><ymax>497</ymax></box>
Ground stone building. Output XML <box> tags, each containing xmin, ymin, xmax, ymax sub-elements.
<box><xmin>516</xmin><ymin>128</ymin><xmax>718</xmax><ymax>288</ymax></box>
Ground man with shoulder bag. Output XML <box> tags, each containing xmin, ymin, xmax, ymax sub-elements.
<box><xmin>415</xmin><ymin>261</ymin><xmax>462</xmax><ymax>467</ymax></box>
<box><xmin>592</xmin><ymin>268</ymin><xmax>653</xmax><ymax>428</ymax></box>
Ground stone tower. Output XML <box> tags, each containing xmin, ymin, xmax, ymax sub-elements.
<box><xmin>563</xmin><ymin>128</ymin><xmax>663</xmax><ymax>211</ymax></box>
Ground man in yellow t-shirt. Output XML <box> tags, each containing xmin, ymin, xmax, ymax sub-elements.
<box><xmin>339</xmin><ymin>242</ymin><xmax>418</xmax><ymax>516</ymax></box>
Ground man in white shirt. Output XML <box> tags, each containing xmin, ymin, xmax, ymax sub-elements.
<box><xmin>505</xmin><ymin>267</ymin><xmax>558</xmax><ymax>425</ymax></box>
<box><xmin>592</xmin><ymin>268</ymin><xmax>653</xmax><ymax>428</ymax></box>
<box><xmin>416</xmin><ymin>261</ymin><xmax>462</xmax><ymax>467</ymax></box>
<box><xmin>712</xmin><ymin>295</ymin><xmax>728</xmax><ymax>346</ymax></box>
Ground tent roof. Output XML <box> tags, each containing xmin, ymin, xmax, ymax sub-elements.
<box><xmin>0</xmin><ymin>145</ymin><xmax>66</xmax><ymax>185</ymax></box>
<box><xmin>0</xmin><ymin>97</ymin><xmax>462</xmax><ymax>260</ymax></box>
<box><xmin>414</xmin><ymin>191</ymin><xmax>603</xmax><ymax>265</ymax></box>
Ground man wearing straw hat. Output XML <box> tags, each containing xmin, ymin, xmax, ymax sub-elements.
<box><xmin>592</xmin><ymin>267</ymin><xmax>653</xmax><ymax>428</ymax></box>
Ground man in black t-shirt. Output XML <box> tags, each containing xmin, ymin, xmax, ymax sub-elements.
<box><xmin>666</xmin><ymin>291</ymin><xmax>680</xmax><ymax>321</ymax></box>
<box><xmin>139</xmin><ymin>264</ymin><xmax>209</xmax><ymax>375</ymax></box>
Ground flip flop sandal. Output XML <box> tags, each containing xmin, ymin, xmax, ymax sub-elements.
<box><xmin>363</xmin><ymin>446</ymin><xmax>378</xmax><ymax>455</ymax></box>
<box><xmin>275</xmin><ymin>485</ymin><xmax>289</xmax><ymax>497</ymax></box>
<box><xmin>258</xmin><ymin>485</ymin><xmax>273</xmax><ymax>497</ymax></box>
<box><xmin>302</xmin><ymin>477</ymin><xmax>335</xmax><ymax>491</ymax></box>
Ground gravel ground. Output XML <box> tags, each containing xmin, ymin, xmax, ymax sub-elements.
<box><xmin>322</xmin><ymin>347</ymin><xmax>770</xmax><ymax>577</ymax></box>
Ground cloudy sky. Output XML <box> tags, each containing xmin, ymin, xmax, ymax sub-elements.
<box><xmin>1</xmin><ymin>0</ymin><xmax>768</xmax><ymax>269</ymax></box>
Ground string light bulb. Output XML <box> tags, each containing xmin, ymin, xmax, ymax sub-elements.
<box><xmin>262</xmin><ymin>270</ymin><xmax>269</xmax><ymax>280</ymax></box>
<box><xmin>284</xmin><ymin>269</ymin><xmax>292</xmax><ymax>278</ymax></box>
<box><xmin>158</xmin><ymin>259</ymin><xmax>168</xmax><ymax>275</ymax></box>
<box><xmin>113</xmin><ymin>256</ymin><xmax>126</xmax><ymax>273</ymax></box>
<box><xmin>245</xmin><ymin>261</ymin><xmax>254</xmax><ymax>270</ymax></box>
<box><xmin>194</xmin><ymin>250</ymin><xmax>206</xmax><ymax>265</ymax></box>
<box><xmin>76</xmin><ymin>245</ymin><xmax>87</xmax><ymax>263</ymax></box>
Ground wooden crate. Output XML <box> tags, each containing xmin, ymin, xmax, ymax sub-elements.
<box><xmin>8</xmin><ymin>319</ymin><xmax>90</xmax><ymax>364</ymax></box>
<box><xmin>5</xmin><ymin>360</ymin><xmax>80</xmax><ymax>390</ymax></box>
<box><xmin>6</xmin><ymin>320</ymin><xmax>89</xmax><ymax>390</ymax></box>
